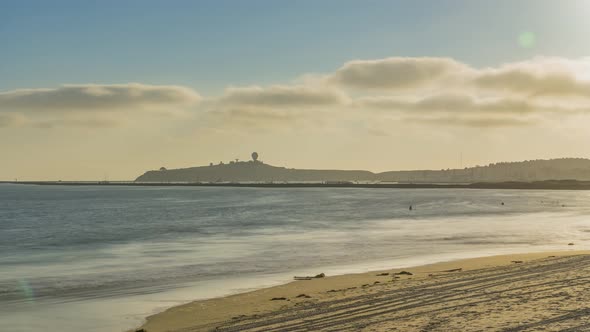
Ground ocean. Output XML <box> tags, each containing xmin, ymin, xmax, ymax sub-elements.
<box><xmin>1</xmin><ymin>184</ymin><xmax>589</xmax><ymax>332</ymax></box>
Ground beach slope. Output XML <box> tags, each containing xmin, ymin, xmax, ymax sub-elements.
<box><xmin>139</xmin><ymin>251</ymin><xmax>590</xmax><ymax>332</ymax></box>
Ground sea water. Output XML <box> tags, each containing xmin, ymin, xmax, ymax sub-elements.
<box><xmin>1</xmin><ymin>184</ymin><xmax>590</xmax><ymax>332</ymax></box>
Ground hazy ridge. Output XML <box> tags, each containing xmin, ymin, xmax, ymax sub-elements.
<box><xmin>135</xmin><ymin>158</ymin><xmax>590</xmax><ymax>183</ymax></box>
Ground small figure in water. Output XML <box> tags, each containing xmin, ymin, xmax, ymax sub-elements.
<box><xmin>409</xmin><ymin>205</ymin><xmax>413</xmax><ymax>211</ymax></box>
<box><xmin>501</xmin><ymin>202</ymin><xmax>505</xmax><ymax>206</ymax></box>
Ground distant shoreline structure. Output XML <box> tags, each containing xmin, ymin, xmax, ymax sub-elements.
<box><xmin>135</xmin><ymin>154</ymin><xmax>590</xmax><ymax>184</ymax></box>
<box><xmin>4</xmin><ymin>155</ymin><xmax>590</xmax><ymax>186</ymax></box>
<box><xmin>4</xmin><ymin>180</ymin><xmax>590</xmax><ymax>190</ymax></box>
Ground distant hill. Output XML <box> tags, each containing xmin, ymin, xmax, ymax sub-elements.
<box><xmin>135</xmin><ymin>161</ymin><xmax>374</xmax><ymax>183</ymax></box>
<box><xmin>378</xmin><ymin>158</ymin><xmax>590</xmax><ymax>183</ymax></box>
<box><xmin>135</xmin><ymin>158</ymin><xmax>590</xmax><ymax>183</ymax></box>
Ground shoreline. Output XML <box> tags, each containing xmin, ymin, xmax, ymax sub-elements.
<box><xmin>5</xmin><ymin>180</ymin><xmax>590</xmax><ymax>190</ymax></box>
<box><xmin>137</xmin><ymin>250</ymin><xmax>590</xmax><ymax>332</ymax></box>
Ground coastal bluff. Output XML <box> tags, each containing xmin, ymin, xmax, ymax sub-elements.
<box><xmin>135</xmin><ymin>161</ymin><xmax>375</xmax><ymax>183</ymax></box>
<box><xmin>135</xmin><ymin>158</ymin><xmax>590</xmax><ymax>183</ymax></box>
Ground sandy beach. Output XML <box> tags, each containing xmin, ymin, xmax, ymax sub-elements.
<box><xmin>137</xmin><ymin>250</ymin><xmax>590</xmax><ymax>332</ymax></box>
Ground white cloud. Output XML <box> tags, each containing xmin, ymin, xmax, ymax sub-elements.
<box><xmin>5</xmin><ymin>56</ymin><xmax>590</xmax><ymax>129</ymax></box>
<box><xmin>0</xmin><ymin>83</ymin><xmax>200</xmax><ymax>112</ymax></box>
<box><xmin>338</xmin><ymin>56</ymin><xmax>590</xmax><ymax>127</ymax></box>
<box><xmin>355</xmin><ymin>93</ymin><xmax>585</xmax><ymax>115</ymax></box>
<box><xmin>354</xmin><ymin>94</ymin><xmax>557</xmax><ymax>128</ymax></box>
<box><xmin>328</xmin><ymin>57</ymin><xmax>469</xmax><ymax>90</ymax></box>
<box><xmin>405</xmin><ymin>115</ymin><xmax>536</xmax><ymax>127</ymax></box>
<box><xmin>213</xmin><ymin>56</ymin><xmax>590</xmax><ymax>127</ymax></box>
<box><xmin>473</xmin><ymin>57</ymin><xmax>590</xmax><ymax>99</ymax></box>
<box><xmin>327</xmin><ymin>56</ymin><xmax>590</xmax><ymax>100</ymax></box>
<box><xmin>218</xmin><ymin>85</ymin><xmax>349</xmax><ymax>108</ymax></box>
<box><xmin>0</xmin><ymin>83</ymin><xmax>201</xmax><ymax>128</ymax></box>
<box><xmin>205</xmin><ymin>85</ymin><xmax>349</xmax><ymax>129</ymax></box>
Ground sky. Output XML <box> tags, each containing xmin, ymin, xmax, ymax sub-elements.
<box><xmin>2</xmin><ymin>0</ymin><xmax>590</xmax><ymax>180</ymax></box>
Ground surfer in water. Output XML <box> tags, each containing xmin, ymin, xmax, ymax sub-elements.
<box><xmin>409</xmin><ymin>205</ymin><xmax>413</xmax><ymax>211</ymax></box>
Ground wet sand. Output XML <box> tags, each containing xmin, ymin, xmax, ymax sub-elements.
<box><xmin>138</xmin><ymin>250</ymin><xmax>590</xmax><ymax>332</ymax></box>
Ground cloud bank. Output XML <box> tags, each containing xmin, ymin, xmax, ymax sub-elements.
<box><xmin>328</xmin><ymin>57</ymin><xmax>468</xmax><ymax>90</ymax></box>
<box><xmin>0</xmin><ymin>83</ymin><xmax>201</xmax><ymax>127</ymax></box>
<box><xmin>218</xmin><ymin>85</ymin><xmax>348</xmax><ymax>108</ymax></box>
<box><xmin>213</xmin><ymin>56</ymin><xmax>590</xmax><ymax>128</ymax></box>
<box><xmin>3</xmin><ymin>56</ymin><xmax>590</xmax><ymax>129</ymax></box>
<box><xmin>474</xmin><ymin>59</ymin><xmax>590</xmax><ymax>99</ymax></box>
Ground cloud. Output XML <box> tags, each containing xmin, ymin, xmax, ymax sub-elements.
<box><xmin>355</xmin><ymin>93</ymin><xmax>569</xmax><ymax>115</ymax></box>
<box><xmin>473</xmin><ymin>58</ymin><xmax>590</xmax><ymax>98</ymax></box>
<box><xmin>327</xmin><ymin>56</ymin><xmax>590</xmax><ymax>100</ymax></box>
<box><xmin>0</xmin><ymin>83</ymin><xmax>200</xmax><ymax>113</ymax></box>
<box><xmin>205</xmin><ymin>85</ymin><xmax>349</xmax><ymax>130</ymax></box>
<box><xmin>218</xmin><ymin>85</ymin><xmax>349</xmax><ymax>108</ymax></box>
<box><xmin>355</xmin><ymin>92</ymin><xmax>590</xmax><ymax>127</ymax></box>
<box><xmin>328</xmin><ymin>57</ymin><xmax>468</xmax><ymax>90</ymax></box>
<box><xmin>327</xmin><ymin>56</ymin><xmax>590</xmax><ymax>127</ymax></box>
<box><xmin>0</xmin><ymin>83</ymin><xmax>201</xmax><ymax>128</ymax></box>
<box><xmin>5</xmin><ymin>56</ymin><xmax>590</xmax><ymax>130</ymax></box>
<box><xmin>405</xmin><ymin>115</ymin><xmax>536</xmax><ymax>128</ymax></box>
<box><xmin>212</xmin><ymin>56</ymin><xmax>590</xmax><ymax>128</ymax></box>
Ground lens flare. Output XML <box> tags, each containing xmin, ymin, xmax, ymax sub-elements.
<box><xmin>518</xmin><ymin>31</ymin><xmax>536</xmax><ymax>48</ymax></box>
<box><xmin>18</xmin><ymin>279</ymin><xmax>35</xmax><ymax>303</ymax></box>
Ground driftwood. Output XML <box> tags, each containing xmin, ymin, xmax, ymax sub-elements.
<box><xmin>294</xmin><ymin>273</ymin><xmax>325</xmax><ymax>280</ymax></box>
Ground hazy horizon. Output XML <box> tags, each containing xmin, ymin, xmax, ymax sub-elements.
<box><xmin>3</xmin><ymin>0</ymin><xmax>590</xmax><ymax>180</ymax></box>
<box><xmin>6</xmin><ymin>156</ymin><xmax>590</xmax><ymax>182</ymax></box>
